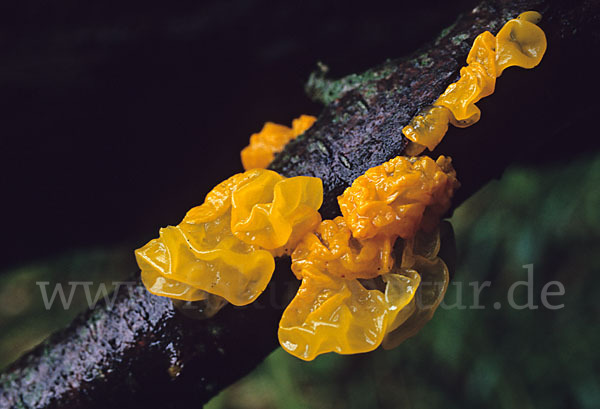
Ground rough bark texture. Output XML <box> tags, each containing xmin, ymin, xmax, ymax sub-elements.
<box><xmin>1</xmin><ymin>0</ymin><xmax>599</xmax><ymax>407</ymax></box>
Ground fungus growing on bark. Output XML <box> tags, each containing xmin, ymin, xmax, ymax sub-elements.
<box><xmin>241</xmin><ymin>115</ymin><xmax>316</xmax><ymax>170</ymax></box>
<box><xmin>337</xmin><ymin>156</ymin><xmax>459</xmax><ymax>240</ymax></box>
<box><xmin>136</xmin><ymin>169</ymin><xmax>322</xmax><ymax>311</ymax></box>
<box><xmin>279</xmin><ymin>227</ymin><xmax>447</xmax><ymax>361</ymax></box>
<box><xmin>279</xmin><ymin>155</ymin><xmax>458</xmax><ymax>360</ymax></box>
<box><xmin>403</xmin><ymin>11</ymin><xmax>547</xmax><ymax>154</ymax></box>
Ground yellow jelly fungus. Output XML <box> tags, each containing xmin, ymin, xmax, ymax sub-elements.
<box><xmin>241</xmin><ymin>115</ymin><xmax>317</xmax><ymax>170</ymax></box>
<box><xmin>402</xmin><ymin>106</ymin><xmax>451</xmax><ymax>153</ymax></box>
<box><xmin>231</xmin><ymin>171</ymin><xmax>323</xmax><ymax>255</ymax></box>
<box><xmin>135</xmin><ymin>169</ymin><xmax>323</xmax><ymax>307</ymax></box>
<box><xmin>436</xmin><ymin>63</ymin><xmax>493</xmax><ymax>127</ymax></box>
<box><xmin>402</xmin><ymin>11</ymin><xmax>546</xmax><ymax>153</ymax></box>
<box><xmin>291</xmin><ymin>216</ymin><xmax>395</xmax><ymax>280</ymax></box>
<box><xmin>279</xmin><ymin>267</ymin><xmax>421</xmax><ymax>361</ymax></box>
<box><xmin>383</xmin><ymin>228</ymin><xmax>449</xmax><ymax>348</ymax></box>
<box><xmin>495</xmin><ymin>11</ymin><xmax>547</xmax><ymax>76</ymax></box>
<box><xmin>518</xmin><ymin>10</ymin><xmax>542</xmax><ymax>24</ymax></box>
<box><xmin>279</xmin><ymin>227</ymin><xmax>448</xmax><ymax>361</ymax></box>
<box><xmin>337</xmin><ymin>156</ymin><xmax>459</xmax><ymax>240</ymax></box>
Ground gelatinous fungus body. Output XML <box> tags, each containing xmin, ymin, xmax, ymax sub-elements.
<box><xmin>279</xmin><ymin>227</ymin><xmax>448</xmax><ymax>361</ymax></box>
<box><xmin>338</xmin><ymin>156</ymin><xmax>459</xmax><ymax>240</ymax></box>
<box><xmin>291</xmin><ymin>216</ymin><xmax>396</xmax><ymax>281</ymax></box>
<box><xmin>241</xmin><ymin>115</ymin><xmax>316</xmax><ymax>170</ymax></box>
<box><xmin>279</xmin><ymin>153</ymin><xmax>458</xmax><ymax>360</ymax></box>
<box><xmin>136</xmin><ymin>169</ymin><xmax>323</xmax><ymax>313</ymax></box>
<box><xmin>402</xmin><ymin>11</ymin><xmax>546</xmax><ymax>154</ymax></box>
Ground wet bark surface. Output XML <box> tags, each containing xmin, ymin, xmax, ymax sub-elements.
<box><xmin>1</xmin><ymin>0</ymin><xmax>599</xmax><ymax>407</ymax></box>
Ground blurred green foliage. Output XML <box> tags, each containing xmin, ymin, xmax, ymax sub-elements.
<box><xmin>1</xmin><ymin>153</ymin><xmax>599</xmax><ymax>408</ymax></box>
<box><xmin>0</xmin><ymin>246</ymin><xmax>135</xmax><ymax>371</ymax></box>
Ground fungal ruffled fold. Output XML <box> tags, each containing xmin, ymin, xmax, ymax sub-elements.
<box><xmin>241</xmin><ymin>115</ymin><xmax>316</xmax><ymax>170</ymax></box>
<box><xmin>135</xmin><ymin>169</ymin><xmax>322</xmax><ymax>316</ymax></box>
<box><xmin>338</xmin><ymin>156</ymin><xmax>459</xmax><ymax>240</ymax></box>
<box><xmin>279</xmin><ymin>226</ymin><xmax>449</xmax><ymax>360</ymax></box>
<box><xmin>278</xmin><ymin>263</ymin><xmax>422</xmax><ymax>361</ymax></box>
<box><xmin>279</xmin><ymin>155</ymin><xmax>458</xmax><ymax>360</ymax></box>
<box><xmin>403</xmin><ymin>11</ymin><xmax>547</xmax><ymax>155</ymax></box>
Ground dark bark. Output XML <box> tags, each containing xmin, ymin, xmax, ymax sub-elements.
<box><xmin>1</xmin><ymin>0</ymin><xmax>599</xmax><ymax>407</ymax></box>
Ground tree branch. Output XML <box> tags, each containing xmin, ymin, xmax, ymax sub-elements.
<box><xmin>1</xmin><ymin>0</ymin><xmax>599</xmax><ymax>407</ymax></box>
